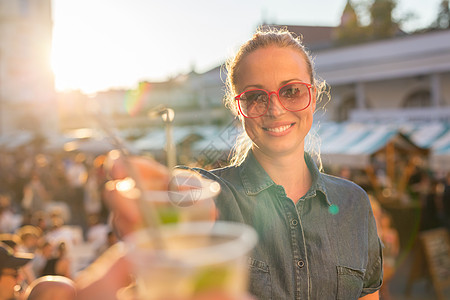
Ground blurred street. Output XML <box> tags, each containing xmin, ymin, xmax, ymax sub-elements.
<box><xmin>388</xmin><ymin>246</ymin><xmax>450</xmax><ymax>300</ymax></box>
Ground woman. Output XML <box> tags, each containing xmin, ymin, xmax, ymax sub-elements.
<box><xmin>84</xmin><ymin>28</ymin><xmax>383</xmax><ymax>300</ymax></box>
<box><xmin>196</xmin><ymin>28</ymin><xmax>382</xmax><ymax>299</ymax></box>
<box><xmin>41</xmin><ymin>242</ymin><xmax>72</xmax><ymax>279</ymax></box>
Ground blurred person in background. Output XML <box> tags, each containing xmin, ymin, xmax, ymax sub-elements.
<box><xmin>95</xmin><ymin>230</ymin><xmax>118</xmax><ymax>257</ymax></box>
<box><xmin>14</xmin><ymin>226</ymin><xmax>43</xmax><ymax>286</ymax></box>
<box><xmin>379</xmin><ymin>212</ymin><xmax>399</xmax><ymax>300</ymax></box>
<box><xmin>0</xmin><ymin>233</ymin><xmax>21</xmax><ymax>251</ymax></box>
<box><xmin>85</xmin><ymin>213</ymin><xmax>110</xmax><ymax>256</ymax></box>
<box><xmin>0</xmin><ymin>194</ymin><xmax>22</xmax><ymax>234</ymax></box>
<box><xmin>0</xmin><ymin>232</ymin><xmax>35</xmax><ymax>289</ymax></box>
<box><xmin>443</xmin><ymin>172</ymin><xmax>450</xmax><ymax>229</ymax></box>
<box><xmin>0</xmin><ymin>243</ymin><xmax>33</xmax><ymax>300</ymax></box>
<box><xmin>21</xmin><ymin>171</ymin><xmax>50</xmax><ymax>215</ymax></box>
<box><xmin>41</xmin><ymin>242</ymin><xmax>72</xmax><ymax>279</ymax></box>
<box><xmin>64</xmin><ymin>154</ymin><xmax>88</xmax><ymax>232</ymax></box>
<box><xmin>83</xmin><ymin>166</ymin><xmax>103</xmax><ymax>220</ymax></box>
<box><xmin>419</xmin><ymin>176</ymin><xmax>442</xmax><ymax>231</ymax></box>
<box><xmin>16</xmin><ymin>226</ymin><xmax>42</xmax><ymax>254</ymax></box>
<box><xmin>32</xmin><ymin>241</ymin><xmax>53</xmax><ymax>279</ymax></box>
<box><xmin>44</xmin><ymin>215</ymin><xmax>80</xmax><ymax>254</ymax></box>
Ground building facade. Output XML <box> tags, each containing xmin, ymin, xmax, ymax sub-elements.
<box><xmin>83</xmin><ymin>26</ymin><xmax>450</xmax><ymax>129</ymax></box>
<box><xmin>314</xmin><ymin>29</ymin><xmax>450</xmax><ymax>123</ymax></box>
<box><xmin>0</xmin><ymin>0</ymin><xmax>57</xmax><ymax>136</ymax></box>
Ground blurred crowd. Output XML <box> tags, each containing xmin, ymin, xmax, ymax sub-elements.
<box><xmin>0</xmin><ymin>146</ymin><xmax>449</xmax><ymax>299</ymax></box>
<box><xmin>0</xmin><ymin>148</ymin><xmax>120</xmax><ymax>298</ymax></box>
<box><xmin>336</xmin><ymin>165</ymin><xmax>450</xmax><ymax>232</ymax></box>
<box><xmin>337</xmin><ymin>165</ymin><xmax>450</xmax><ymax>300</ymax></box>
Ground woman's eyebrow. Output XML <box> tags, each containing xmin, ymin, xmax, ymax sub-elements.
<box><xmin>243</xmin><ymin>79</ymin><xmax>305</xmax><ymax>90</ymax></box>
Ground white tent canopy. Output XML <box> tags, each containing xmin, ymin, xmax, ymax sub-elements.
<box><xmin>316</xmin><ymin>123</ymin><xmax>410</xmax><ymax>168</ymax></box>
<box><xmin>315</xmin><ymin>121</ymin><xmax>449</xmax><ymax>170</ymax></box>
<box><xmin>402</xmin><ymin>122</ymin><xmax>450</xmax><ymax>171</ymax></box>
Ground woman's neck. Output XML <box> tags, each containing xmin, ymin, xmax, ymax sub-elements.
<box><xmin>252</xmin><ymin>148</ymin><xmax>312</xmax><ymax>203</ymax></box>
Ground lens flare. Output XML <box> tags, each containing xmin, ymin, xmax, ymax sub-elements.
<box><xmin>328</xmin><ymin>204</ymin><xmax>339</xmax><ymax>215</ymax></box>
<box><xmin>124</xmin><ymin>82</ymin><xmax>151</xmax><ymax>116</ymax></box>
<box><xmin>116</xmin><ymin>177</ymin><xmax>136</xmax><ymax>192</ymax></box>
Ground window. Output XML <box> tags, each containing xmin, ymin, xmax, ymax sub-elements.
<box><xmin>403</xmin><ymin>90</ymin><xmax>431</xmax><ymax>108</ymax></box>
<box><xmin>337</xmin><ymin>96</ymin><xmax>356</xmax><ymax>122</ymax></box>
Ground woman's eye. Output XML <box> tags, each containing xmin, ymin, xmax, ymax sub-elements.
<box><xmin>282</xmin><ymin>88</ymin><xmax>300</xmax><ymax>97</ymax></box>
<box><xmin>247</xmin><ymin>93</ymin><xmax>267</xmax><ymax>103</ymax></box>
<box><xmin>256</xmin><ymin>94</ymin><xmax>268</xmax><ymax>103</ymax></box>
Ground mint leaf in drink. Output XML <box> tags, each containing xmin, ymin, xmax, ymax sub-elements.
<box><xmin>193</xmin><ymin>266</ymin><xmax>230</xmax><ymax>293</ymax></box>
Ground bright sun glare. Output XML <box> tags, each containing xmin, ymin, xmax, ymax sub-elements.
<box><xmin>51</xmin><ymin>34</ymin><xmax>133</xmax><ymax>94</ymax></box>
<box><xmin>50</xmin><ymin>0</ymin><xmax>149</xmax><ymax>94</ymax></box>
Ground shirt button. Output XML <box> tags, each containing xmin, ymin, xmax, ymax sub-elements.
<box><xmin>297</xmin><ymin>259</ymin><xmax>305</xmax><ymax>268</ymax></box>
<box><xmin>291</xmin><ymin>219</ymin><xmax>298</xmax><ymax>226</ymax></box>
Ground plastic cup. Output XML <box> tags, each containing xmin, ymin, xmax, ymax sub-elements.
<box><xmin>142</xmin><ymin>169</ymin><xmax>221</xmax><ymax>224</ymax></box>
<box><xmin>124</xmin><ymin>221</ymin><xmax>258</xmax><ymax>300</ymax></box>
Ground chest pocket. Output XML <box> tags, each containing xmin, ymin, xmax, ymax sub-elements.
<box><xmin>248</xmin><ymin>257</ymin><xmax>272</xmax><ymax>300</ymax></box>
<box><xmin>336</xmin><ymin>265</ymin><xmax>365</xmax><ymax>300</ymax></box>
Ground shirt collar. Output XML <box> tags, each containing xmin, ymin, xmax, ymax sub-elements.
<box><xmin>239</xmin><ymin>151</ymin><xmax>275</xmax><ymax>195</ymax></box>
<box><xmin>304</xmin><ymin>153</ymin><xmax>332</xmax><ymax>206</ymax></box>
<box><xmin>239</xmin><ymin>151</ymin><xmax>332</xmax><ymax>206</ymax></box>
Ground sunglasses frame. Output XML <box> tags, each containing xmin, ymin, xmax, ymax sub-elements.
<box><xmin>234</xmin><ymin>81</ymin><xmax>313</xmax><ymax>118</ymax></box>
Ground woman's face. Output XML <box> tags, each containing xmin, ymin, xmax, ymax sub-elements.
<box><xmin>235</xmin><ymin>46</ymin><xmax>316</xmax><ymax>159</ymax></box>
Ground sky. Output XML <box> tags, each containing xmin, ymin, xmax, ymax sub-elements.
<box><xmin>50</xmin><ymin>0</ymin><xmax>444</xmax><ymax>94</ymax></box>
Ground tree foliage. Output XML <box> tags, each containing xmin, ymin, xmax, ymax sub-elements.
<box><xmin>336</xmin><ymin>0</ymin><xmax>400</xmax><ymax>45</ymax></box>
<box><xmin>433</xmin><ymin>0</ymin><xmax>450</xmax><ymax>29</ymax></box>
<box><xmin>336</xmin><ymin>1</ymin><xmax>368</xmax><ymax>45</ymax></box>
<box><xmin>369</xmin><ymin>0</ymin><xmax>398</xmax><ymax>39</ymax></box>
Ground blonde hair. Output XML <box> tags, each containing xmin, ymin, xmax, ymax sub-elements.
<box><xmin>224</xmin><ymin>27</ymin><xmax>328</xmax><ymax>167</ymax></box>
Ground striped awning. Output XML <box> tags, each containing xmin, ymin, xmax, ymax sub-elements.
<box><xmin>401</xmin><ymin>122</ymin><xmax>450</xmax><ymax>171</ymax></box>
<box><xmin>315</xmin><ymin>121</ymin><xmax>449</xmax><ymax>170</ymax></box>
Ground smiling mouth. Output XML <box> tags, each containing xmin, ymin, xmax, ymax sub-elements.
<box><xmin>263</xmin><ymin>123</ymin><xmax>295</xmax><ymax>133</ymax></box>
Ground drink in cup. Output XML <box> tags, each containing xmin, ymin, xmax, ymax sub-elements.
<box><xmin>124</xmin><ymin>221</ymin><xmax>258</xmax><ymax>300</ymax></box>
<box><xmin>143</xmin><ymin>168</ymin><xmax>221</xmax><ymax>224</ymax></box>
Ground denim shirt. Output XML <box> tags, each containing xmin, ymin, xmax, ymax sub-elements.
<box><xmin>194</xmin><ymin>151</ymin><xmax>383</xmax><ymax>300</ymax></box>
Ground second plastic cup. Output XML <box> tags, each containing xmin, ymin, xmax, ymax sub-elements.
<box><xmin>124</xmin><ymin>221</ymin><xmax>258</xmax><ymax>300</ymax></box>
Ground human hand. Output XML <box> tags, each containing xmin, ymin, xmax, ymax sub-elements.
<box><xmin>75</xmin><ymin>249</ymin><xmax>133</xmax><ymax>300</ymax></box>
<box><xmin>104</xmin><ymin>150</ymin><xmax>221</xmax><ymax>238</ymax></box>
<box><xmin>104</xmin><ymin>152</ymin><xmax>171</xmax><ymax>238</ymax></box>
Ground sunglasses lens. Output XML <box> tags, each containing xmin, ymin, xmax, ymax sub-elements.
<box><xmin>238</xmin><ymin>90</ymin><xmax>268</xmax><ymax>118</ymax></box>
<box><xmin>236</xmin><ymin>83</ymin><xmax>311</xmax><ymax>118</ymax></box>
<box><xmin>279</xmin><ymin>83</ymin><xmax>310</xmax><ymax>111</ymax></box>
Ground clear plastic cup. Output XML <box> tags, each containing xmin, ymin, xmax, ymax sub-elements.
<box><xmin>124</xmin><ymin>221</ymin><xmax>258</xmax><ymax>300</ymax></box>
<box><xmin>142</xmin><ymin>169</ymin><xmax>221</xmax><ymax>224</ymax></box>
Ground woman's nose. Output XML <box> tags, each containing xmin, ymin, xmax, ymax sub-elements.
<box><xmin>266</xmin><ymin>93</ymin><xmax>285</xmax><ymax>117</ymax></box>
